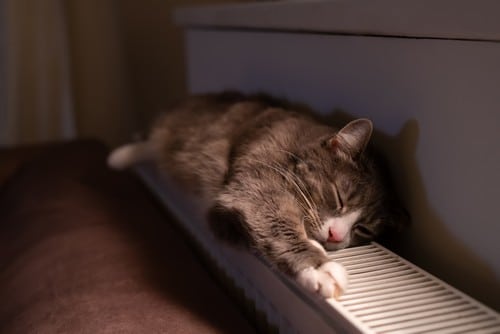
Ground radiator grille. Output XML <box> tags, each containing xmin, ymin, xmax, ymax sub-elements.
<box><xmin>327</xmin><ymin>243</ymin><xmax>500</xmax><ymax>334</ymax></box>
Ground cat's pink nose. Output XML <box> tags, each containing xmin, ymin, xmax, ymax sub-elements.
<box><xmin>328</xmin><ymin>227</ymin><xmax>345</xmax><ymax>242</ymax></box>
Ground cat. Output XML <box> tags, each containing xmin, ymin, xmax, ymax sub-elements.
<box><xmin>108</xmin><ymin>92</ymin><xmax>406</xmax><ymax>299</ymax></box>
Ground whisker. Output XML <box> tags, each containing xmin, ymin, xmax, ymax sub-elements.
<box><xmin>275</xmin><ymin>149</ymin><xmax>323</xmax><ymax>226</ymax></box>
<box><xmin>332</xmin><ymin>182</ymin><xmax>342</xmax><ymax>211</ymax></box>
<box><xmin>241</xmin><ymin>156</ymin><xmax>322</xmax><ymax>226</ymax></box>
<box><xmin>288</xmin><ymin>170</ymin><xmax>322</xmax><ymax>226</ymax></box>
<box><xmin>277</xmin><ymin>149</ymin><xmax>323</xmax><ymax>226</ymax></box>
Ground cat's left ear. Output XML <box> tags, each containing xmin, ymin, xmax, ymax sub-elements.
<box><xmin>331</xmin><ymin>119</ymin><xmax>373</xmax><ymax>158</ymax></box>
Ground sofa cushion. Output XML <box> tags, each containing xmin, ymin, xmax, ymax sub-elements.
<box><xmin>0</xmin><ymin>140</ymin><xmax>255</xmax><ymax>333</ymax></box>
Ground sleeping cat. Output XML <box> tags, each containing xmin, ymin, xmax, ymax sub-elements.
<box><xmin>108</xmin><ymin>92</ymin><xmax>405</xmax><ymax>299</ymax></box>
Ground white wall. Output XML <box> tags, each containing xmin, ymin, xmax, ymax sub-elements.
<box><xmin>185</xmin><ymin>29</ymin><xmax>500</xmax><ymax>310</ymax></box>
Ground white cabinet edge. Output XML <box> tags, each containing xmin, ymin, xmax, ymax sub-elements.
<box><xmin>174</xmin><ymin>0</ymin><xmax>500</xmax><ymax>42</ymax></box>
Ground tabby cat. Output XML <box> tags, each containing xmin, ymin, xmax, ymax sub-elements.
<box><xmin>108</xmin><ymin>92</ymin><xmax>405</xmax><ymax>299</ymax></box>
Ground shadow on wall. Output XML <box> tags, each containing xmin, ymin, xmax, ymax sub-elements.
<box><xmin>67</xmin><ymin>0</ymin><xmax>250</xmax><ymax>146</ymax></box>
<box><xmin>66</xmin><ymin>0</ymin><xmax>191</xmax><ymax>146</ymax></box>
<box><xmin>113</xmin><ymin>0</ymin><xmax>253</xmax><ymax>142</ymax></box>
<box><xmin>324</xmin><ymin>111</ymin><xmax>499</xmax><ymax>311</ymax></box>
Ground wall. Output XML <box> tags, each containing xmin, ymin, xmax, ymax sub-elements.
<box><xmin>185</xmin><ymin>29</ymin><xmax>500</xmax><ymax>310</ymax></box>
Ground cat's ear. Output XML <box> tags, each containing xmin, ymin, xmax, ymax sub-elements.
<box><xmin>331</xmin><ymin>119</ymin><xmax>373</xmax><ymax>158</ymax></box>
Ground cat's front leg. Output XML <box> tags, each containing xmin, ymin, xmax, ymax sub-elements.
<box><xmin>208</xmin><ymin>193</ymin><xmax>348</xmax><ymax>299</ymax></box>
<box><xmin>267</xmin><ymin>236</ymin><xmax>349</xmax><ymax>299</ymax></box>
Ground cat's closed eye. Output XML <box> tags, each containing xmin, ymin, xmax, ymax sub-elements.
<box><xmin>332</xmin><ymin>183</ymin><xmax>344</xmax><ymax>211</ymax></box>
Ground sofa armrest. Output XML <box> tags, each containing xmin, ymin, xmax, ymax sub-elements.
<box><xmin>0</xmin><ymin>140</ymin><xmax>254</xmax><ymax>333</ymax></box>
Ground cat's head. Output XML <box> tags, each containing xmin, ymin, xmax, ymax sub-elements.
<box><xmin>291</xmin><ymin>119</ymin><xmax>407</xmax><ymax>251</ymax></box>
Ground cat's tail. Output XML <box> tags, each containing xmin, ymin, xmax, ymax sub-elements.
<box><xmin>107</xmin><ymin>141</ymin><xmax>156</xmax><ymax>170</ymax></box>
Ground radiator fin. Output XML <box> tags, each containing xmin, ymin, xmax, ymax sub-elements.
<box><xmin>327</xmin><ymin>243</ymin><xmax>500</xmax><ymax>334</ymax></box>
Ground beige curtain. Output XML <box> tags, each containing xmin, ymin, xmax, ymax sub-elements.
<box><xmin>0</xmin><ymin>0</ymin><xmax>250</xmax><ymax>148</ymax></box>
<box><xmin>1</xmin><ymin>0</ymin><xmax>76</xmax><ymax>146</ymax></box>
<box><xmin>0</xmin><ymin>0</ymin><xmax>138</xmax><ymax>147</ymax></box>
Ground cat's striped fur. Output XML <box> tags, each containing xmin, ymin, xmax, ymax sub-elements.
<box><xmin>108</xmin><ymin>92</ymin><xmax>406</xmax><ymax>298</ymax></box>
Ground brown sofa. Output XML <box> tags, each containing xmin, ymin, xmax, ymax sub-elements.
<box><xmin>0</xmin><ymin>140</ymin><xmax>255</xmax><ymax>333</ymax></box>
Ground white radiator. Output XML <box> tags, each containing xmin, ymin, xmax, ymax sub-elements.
<box><xmin>328</xmin><ymin>244</ymin><xmax>500</xmax><ymax>333</ymax></box>
<box><xmin>135</xmin><ymin>164</ymin><xmax>500</xmax><ymax>333</ymax></box>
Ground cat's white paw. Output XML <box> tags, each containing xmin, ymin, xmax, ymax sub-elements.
<box><xmin>296</xmin><ymin>261</ymin><xmax>348</xmax><ymax>299</ymax></box>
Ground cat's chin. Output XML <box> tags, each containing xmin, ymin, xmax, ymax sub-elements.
<box><xmin>324</xmin><ymin>241</ymin><xmax>349</xmax><ymax>251</ymax></box>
